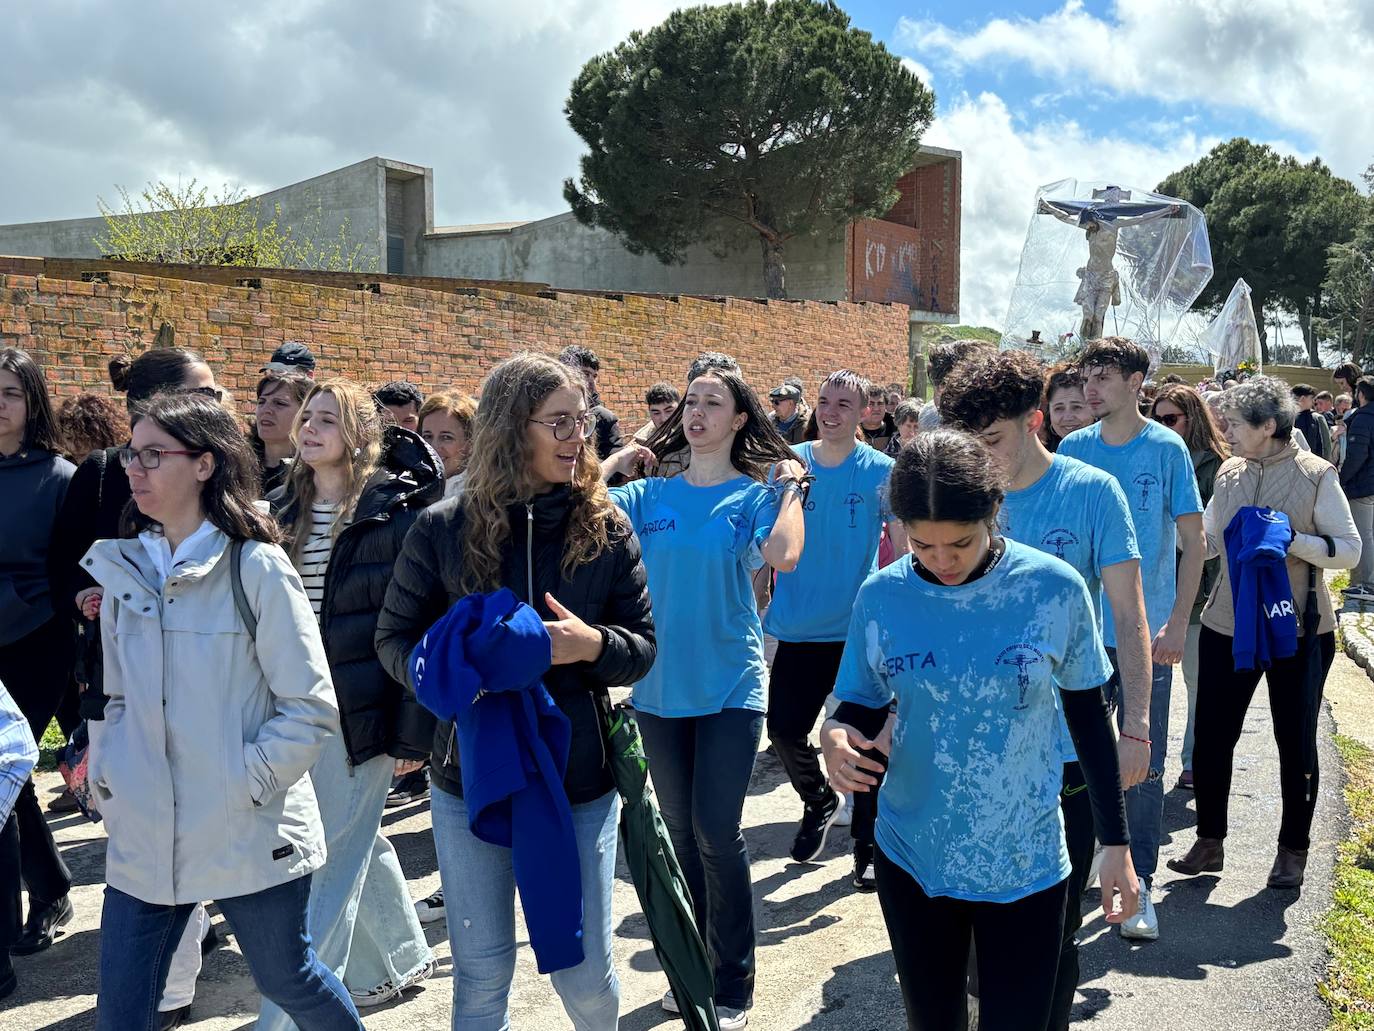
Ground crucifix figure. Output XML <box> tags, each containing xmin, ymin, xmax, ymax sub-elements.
<box><xmin>1037</xmin><ymin>185</ymin><xmax>1185</xmax><ymax>341</ymax></box>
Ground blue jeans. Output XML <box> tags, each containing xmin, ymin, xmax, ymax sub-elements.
<box><xmin>344</xmin><ymin>827</ymin><xmax>435</xmax><ymax>991</ymax></box>
<box><xmin>636</xmin><ymin>707</ymin><xmax>763</xmax><ymax>1011</ymax></box>
<box><xmin>1105</xmin><ymin>650</ymin><xmax>1172</xmax><ymax>885</ymax></box>
<box><xmin>431</xmin><ymin>785</ymin><xmax>620</xmax><ymax>1031</ymax></box>
<box><xmin>96</xmin><ymin>876</ymin><xmax>361</xmax><ymax>1031</ymax></box>
<box><xmin>259</xmin><ymin>737</ymin><xmax>421</xmax><ymax>1029</ymax></box>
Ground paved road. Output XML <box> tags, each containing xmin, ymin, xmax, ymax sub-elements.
<box><xmin>8</xmin><ymin>664</ymin><xmax>1347</xmax><ymax>1029</ymax></box>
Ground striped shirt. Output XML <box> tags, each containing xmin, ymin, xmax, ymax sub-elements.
<box><xmin>298</xmin><ymin>502</ymin><xmax>338</xmax><ymax>617</ymax></box>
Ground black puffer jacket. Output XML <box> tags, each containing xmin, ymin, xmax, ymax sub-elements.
<box><xmin>375</xmin><ymin>485</ymin><xmax>655</xmax><ymax>804</ymax></box>
<box><xmin>271</xmin><ymin>426</ymin><xmax>444</xmax><ymax>765</ymax></box>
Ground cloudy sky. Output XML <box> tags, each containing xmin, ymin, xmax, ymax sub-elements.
<box><xmin>2</xmin><ymin>0</ymin><xmax>1370</xmax><ymax>327</ymax></box>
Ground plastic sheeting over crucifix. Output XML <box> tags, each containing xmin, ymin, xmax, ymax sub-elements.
<box><xmin>1204</xmin><ymin>278</ymin><xmax>1261</xmax><ymax>375</ymax></box>
<box><xmin>1000</xmin><ymin>180</ymin><xmax>1213</xmax><ymax>368</ymax></box>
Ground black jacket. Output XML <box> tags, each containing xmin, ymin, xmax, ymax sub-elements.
<box><xmin>271</xmin><ymin>427</ymin><xmax>444</xmax><ymax>765</ymax></box>
<box><xmin>375</xmin><ymin>486</ymin><xmax>656</xmax><ymax>803</ymax></box>
<box><xmin>0</xmin><ymin>447</ymin><xmax>74</xmax><ymax>646</ymax></box>
<box><xmin>1341</xmin><ymin>404</ymin><xmax>1374</xmax><ymax>499</ymax></box>
<box><xmin>589</xmin><ymin>393</ymin><xmax>624</xmax><ymax>462</ymax></box>
<box><xmin>51</xmin><ymin>445</ymin><xmax>131</xmax><ymax>616</ymax></box>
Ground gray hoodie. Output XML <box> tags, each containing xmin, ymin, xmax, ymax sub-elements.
<box><xmin>0</xmin><ymin>446</ymin><xmax>74</xmax><ymax>645</ymax></box>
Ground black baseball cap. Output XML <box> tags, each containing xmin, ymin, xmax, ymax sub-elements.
<box><xmin>261</xmin><ymin>341</ymin><xmax>316</xmax><ymax>374</ymax></box>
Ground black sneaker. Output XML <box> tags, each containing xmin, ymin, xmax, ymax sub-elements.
<box><xmin>790</xmin><ymin>787</ymin><xmax>841</xmax><ymax>863</ymax></box>
<box><xmin>386</xmin><ymin>768</ymin><xmax>430</xmax><ymax>808</ymax></box>
<box><xmin>852</xmin><ymin>842</ymin><xmax>878</xmax><ymax>892</ymax></box>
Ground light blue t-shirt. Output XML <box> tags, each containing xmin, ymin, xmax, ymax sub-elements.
<box><xmin>834</xmin><ymin>541</ymin><xmax>1113</xmax><ymax>902</ymax></box>
<box><xmin>999</xmin><ymin>454</ymin><xmax>1139</xmax><ymax>763</ymax></box>
<box><xmin>610</xmin><ymin>475</ymin><xmax>779</xmax><ymax>717</ymax></box>
<box><xmin>1059</xmin><ymin>420</ymin><xmax>1202</xmax><ymax>645</ymax></box>
<box><xmin>764</xmin><ymin>441</ymin><xmax>894</xmax><ymax>642</ymax></box>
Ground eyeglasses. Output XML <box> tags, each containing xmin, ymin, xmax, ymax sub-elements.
<box><xmin>181</xmin><ymin>386</ymin><xmax>224</xmax><ymax>403</ymax></box>
<box><xmin>117</xmin><ymin>446</ymin><xmax>205</xmax><ymax>470</ymax></box>
<box><xmin>527</xmin><ymin>413</ymin><xmax>595</xmax><ymax>442</ymax></box>
<box><xmin>1154</xmin><ymin>413</ymin><xmax>1185</xmax><ymax>428</ymax></box>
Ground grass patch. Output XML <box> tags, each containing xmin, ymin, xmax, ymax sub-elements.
<box><xmin>1323</xmin><ymin>735</ymin><xmax>1374</xmax><ymax>1028</ymax></box>
<box><xmin>1335</xmin><ymin>570</ymin><xmax>1353</xmax><ymax>597</ymax></box>
<box><xmin>37</xmin><ymin>717</ymin><xmax>65</xmax><ymax>772</ymax></box>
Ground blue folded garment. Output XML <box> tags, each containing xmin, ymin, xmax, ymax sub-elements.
<box><xmin>411</xmin><ymin>587</ymin><xmax>584</xmax><ymax>973</ymax></box>
<box><xmin>1225</xmin><ymin>506</ymin><xmax>1297</xmax><ymax>671</ymax></box>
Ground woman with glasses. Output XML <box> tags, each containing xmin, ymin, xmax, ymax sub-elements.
<box><xmin>376</xmin><ymin>352</ymin><xmax>655</xmax><ymax>1030</ymax></box>
<box><xmin>600</xmin><ymin>369</ymin><xmax>805</xmax><ymax>1029</ymax></box>
<box><xmin>49</xmin><ymin>345</ymin><xmax>230</xmax><ymax>1026</ymax></box>
<box><xmin>84</xmin><ymin>392</ymin><xmax>361</xmax><ymax>1031</ymax></box>
<box><xmin>1150</xmin><ymin>384</ymin><xmax>1229</xmax><ymax>790</ymax></box>
<box><xmin>259</xmin><ymin>380</ymin><xmax>443</xmax><ymax>1027</ymax></box>
<box><xmin>0</xmin><ymin>348</ymin><xmax>77</xmax><ymax>971</ymax></box>
<box><xmin>1170</xmin><ymin>376</ymin><xmax>1358</xmax><ymax>890</ymax></box>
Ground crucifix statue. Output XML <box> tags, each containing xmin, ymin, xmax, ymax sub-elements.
<box><xmin>1037</xmin><ymin>186</ymin><xmax>1185</xmax><ymax>341</ymax></box>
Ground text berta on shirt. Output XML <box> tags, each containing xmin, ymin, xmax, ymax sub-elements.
<box><xmin>883</xmin><ymin>650</ymin><xmax>938</xmax><ymax>676</ymax></box>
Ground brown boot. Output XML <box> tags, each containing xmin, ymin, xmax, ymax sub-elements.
<box><xmin>1267</xmin><ymin>845</ymin><xmax>1308</xmax><ymax>889</ymax></box>
<box><xmin>1167</xmin><ymin>836</ymin><xmax>1225</xmax><ymax>876</ymax></box>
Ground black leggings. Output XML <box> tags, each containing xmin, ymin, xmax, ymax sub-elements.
<box><xmin>875</xmin><ymin>847</ymin><xmax>1066</xmax><ymax>1031</ymax></box>
<box><xmin>1194</xmin><ymin>626</ymin><xmax>1335</xmax><ymax>850</ymax></box>
<box><xmin>768</xmin><ymin>640</ymin><xmax>885</xmax><ymax>844</ymax></box>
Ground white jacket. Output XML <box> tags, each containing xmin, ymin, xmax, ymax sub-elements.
<box><xmin>82</xmin><ymin>530</ymin><xmax>338</xmax><ymax>905</ymax></box>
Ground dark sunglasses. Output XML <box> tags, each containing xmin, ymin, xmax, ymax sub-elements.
<box><xmin>1154</xmin><ymin>413</ymin><xmax>1185</xmax><ymax>428</ymax></box>
<box><xmin>117</xmin><ymin>446</ymin><xmax>205</xmax><ymax>470</ymax></box>
<box><xmin>181</xmin><ymin>386</ymin><xmax>224</xmax><ymax>402</ymax></box>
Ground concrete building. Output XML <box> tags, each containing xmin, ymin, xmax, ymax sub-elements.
<box><xmin>0</xmin><ymin>148</ymin><xmax>960</xmax><ymax>384</ymax></box>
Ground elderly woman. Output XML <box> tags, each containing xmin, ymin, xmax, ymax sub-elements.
<box><xmin>1169</xmin><ymin>376</ymin><xmax>1359</xmax><ymax>890</ymax></box>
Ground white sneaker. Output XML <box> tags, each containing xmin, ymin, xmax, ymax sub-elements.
<box><xmin>1120</xmin><ymin>887</ymin><xmax>1159</xmax><ymax>940</ymax></box>
<box><xmin>833</xmin><ymin>793</ymin><xmax>853</xmax><ymax>828</ymax></box>
<box><xmin>717</xmin><ymin>1006</ymin><xmax>748</xmax><ymax>1030</ymax></box>
<box><xmin>662</xmin><ymin>989</ymin><xmax>680</xmax><ymax>1014</ymax></box>
<box><xmin>1346</xmin><ymin>583</ymin><xmax>1374</xmax><ymax>603</ymax></box>
<box><xmin>414</xmin><ymin>888</ymin><xmax>445</xmax><ymax>924</ymax></box>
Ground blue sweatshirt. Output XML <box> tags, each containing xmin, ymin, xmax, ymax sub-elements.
<box><xmin>410</xmin><ymin>588</ymin><xmax>584</xmax><ymax>974</ymax></box>
<box><xmin>1224</xmin><ymin>507</ymin><xmax>1298</xmax><ymax>671</ymax></box>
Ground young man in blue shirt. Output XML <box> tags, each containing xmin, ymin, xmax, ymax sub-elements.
<box><xmin>939</xmin><ymin>350</ymin><xmax>1151</xmax><ymax>1025</ymax></box>
<box><xmin>1058</xmin><ymin>336</ymin><xmax>1205</xmax><ymax>941</ymax></box>
<box><xmin>764</xmin><ymin>370</ymin><xmax>907</xmax><ymax>885</ymax></box>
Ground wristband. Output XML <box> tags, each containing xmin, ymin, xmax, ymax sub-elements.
<box><xmin>1120</xmin><ymin>732</ymin><xmax>1151</xmax><ymax>746</ymax></box>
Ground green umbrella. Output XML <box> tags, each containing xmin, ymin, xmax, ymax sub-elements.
<box><xmin>598</xmin><ymin>693</ymin><xmax>720</xmax><ymax>1031</ymax></box>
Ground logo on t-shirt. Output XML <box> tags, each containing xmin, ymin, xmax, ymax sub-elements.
<box><xmin>843</xmin><ymin>492</ymin><xmax>864</xmax><ymax>529</ymax></box>
<box><xmin>1041</xmin><ymin>529</ymin><xmax>1080</xmax><ymax>560</ymax></box>
<box><xmin>996</xmin><ymin>643</ymin><xmax>1046</xmax><ymax>710</ymax></box>
<box><xmin>1131</xmin><ymin>473</ymin><xmax>1160</xmax><ymax>512</ymax></box>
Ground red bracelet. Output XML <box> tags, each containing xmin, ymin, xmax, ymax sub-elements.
<box><xmin>1121</xmin><ymin>732</ymin><xmax>1151</xmax><ymax>746</ymax></box>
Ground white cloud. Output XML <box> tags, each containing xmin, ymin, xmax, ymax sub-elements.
<box><xmin>899</xmin><ymin>0</ymin><xmax>1374</xmax><ymax>180</ymax></box>
<box><xmin>920</xmin><ymin>92</ymin><xmax>1225</xmax><ymax>328</ymax></box>
<box><xmin>899</xmin><ymin>0</ymin><xmax>1373</xmax><ymax>330</ymax></box>
<box><xmin>0</xmin><ymin>0</ymin><xmax>728</xmax><ymax>226</ymax></box>
<box><xmin>900</xmin><ymin>57</ymin><xmax>935</xmax><ymax>92</ymax></box>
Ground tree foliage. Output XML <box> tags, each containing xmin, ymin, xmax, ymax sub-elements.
<box><xmin>563</xmin><ymin>0</ymin><xmax>935</xmax><ymax>299</ymax></box>
<box><xmin>1319</xmin><ymin>164</ymin><xmax>1374</xmax><ymax>362</ymax></box>
<box><xmin>95</xmin><ymin>180</ymin><xmax>376</xmax><ymax>272</ymax></box>
<box><xmin>1158</xmin><ymin>138</ymin><xmax>1363</xmax><ymax>365</ymax></box>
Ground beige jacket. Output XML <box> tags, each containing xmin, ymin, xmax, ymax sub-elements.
<box><xmin>83</xmin><ymin>531</ymin><xmax>337</xmax><ymax>905</ymax></box>
<box><xmin>1201</xmin><ymin>439</ymin><xmax>1359</xmax><ymax>637</ymax></box>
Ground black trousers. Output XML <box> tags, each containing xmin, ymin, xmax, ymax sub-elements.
<box><xmin>1</xmin><ymin>812</ymin><xmax>19</xmax><ymax>953</ymax></box>
<box><xmin>875</xmin><ymin>847</ymin><xmax>1066</xmax><ymax>1031</ymax></box>
<box><xmin>0</xmin><ymin>617</ymin><xmax>76</xmax><ymax>906</ymax></box>
<box><xmin>1047</xmin><ymin>762</ymin><xmax>1095</xmax><ymax>1031</ymax></box>
<box><xmin>1194</xmin><ymin>626</ymin><xmax>1335</xmax><ymax>851</ymax></box>
<box><xmin>767</xmin><ymin>640</ymin><xmax>887</xmax><ymax>844</ymax></box>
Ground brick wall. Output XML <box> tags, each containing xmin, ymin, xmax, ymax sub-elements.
<box><xmin>879</xmin><ymin>159</ymin><xmax>961</xmax><ymax>316</ymax></box>
<box><xmin>0</xmin><ymin>262</ymin><xmax>910</xmax><ymax>418</ymax></box>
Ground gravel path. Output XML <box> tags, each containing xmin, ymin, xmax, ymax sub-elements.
<box><xmin>8</xmin><ymin>662</ymin><xmax>1350</xmax><ymax>1029</ymax></box>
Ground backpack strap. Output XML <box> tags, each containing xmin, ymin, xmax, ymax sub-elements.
<box><xmin>229</xmin><ymin>539</ymin><xmax>258</xmax><ymax>641</ymax></box>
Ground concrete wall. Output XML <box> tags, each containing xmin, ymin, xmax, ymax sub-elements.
<box><xmin>418</xmin><ymin>212</ymin><xmax>849</xmax><ymax>301</ymax></box>
<box><xmin>0</xmin><ymin>157</ymin><xmax>416</xmax><ymax>272</ymax></box>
